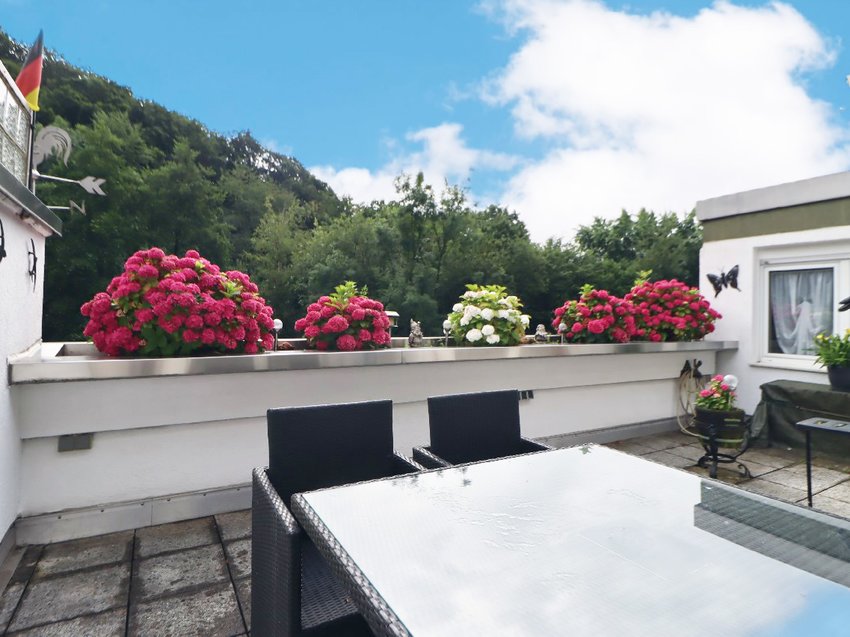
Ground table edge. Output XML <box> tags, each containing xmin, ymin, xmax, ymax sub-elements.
<box><xmin>291</xmin><ymin>493</ymin><xmax>412</xmax><ymax>637</ymax></box>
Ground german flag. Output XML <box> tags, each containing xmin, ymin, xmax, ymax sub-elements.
<box><xmin>15</xmin><ymin>30</ymin><xmax>44</xmax><ymax>112</ymax></box>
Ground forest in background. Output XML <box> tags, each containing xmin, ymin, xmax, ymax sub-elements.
<box><xmin>0</xmin><ymin>30</ymin><xmax>702</xmax><ymax>339</ymax></box>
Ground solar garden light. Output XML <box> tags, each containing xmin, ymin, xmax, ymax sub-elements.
<box><xmin>272</xmin><ymin>318</ymin><xmax>283</xmax><ymax>351</ymax></box>
<box><xmin>558</xmin><ymin>322</ymin><xmax>567</xmax><ymax>344</ymax></box>
<box><xmin>722</xmin><ymin>374</ymin><xmax>738</xmax><ymax>390</ymax></box>
<box><xmin>443</xmin><ymin>319</ymin><xmax>452</xmax><ymax>347</ymax></box>
<box><xmin>385</xmin><ymin>310</ymin><xmax>399</xmax><ymax>336</ymax></box>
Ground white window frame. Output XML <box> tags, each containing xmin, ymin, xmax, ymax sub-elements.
<box><xmin>756</xmin><ymin>247</ymin><xmax>850</xmax><ymax>371</ymax></box>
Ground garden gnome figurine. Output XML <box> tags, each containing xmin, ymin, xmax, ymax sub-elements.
<box><xmin>534</xmin><ymin>324</ymin><xmax>549</xmax><ymax>343</ymax></box>
<box><xmin>408</xmin><ymin>319</ymin><xmax>424</xmax><ymax>347</ymax></box>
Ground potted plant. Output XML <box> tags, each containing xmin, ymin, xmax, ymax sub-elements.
<box><xmin>444</xmin><ymin>284</ymin><xmax>530</xmax><ymax>346</ymax></box>
<box><xmin>693</xmin><ymin>374</ymin><xmax>746</xmax><ymax>441</ymax></box>
<box><xmin>294</xmin><ymin>281</ymin><xmax>392</xmax><ymax>351</ymax></box>
<box><xmin>814</xmin><ymin>330</ymin><xmax>850</xmax><ymax>391</ymax></box>
<box><xmin>81</xmin><ymin>248</ymin><xmax>276</xmax><ymax>356</ymax></box>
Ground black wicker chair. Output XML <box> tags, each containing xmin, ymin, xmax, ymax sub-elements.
<box><xmin>252</xmin><ymin>400</ymin><xmax>421</xmax><ymax>637</ymax></box>
<box><xmin>412</xmin><ymin>389</ymin><xmax>551</xmax><ymax>468</ymax></box>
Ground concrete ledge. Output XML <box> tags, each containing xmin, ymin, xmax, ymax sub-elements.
<box><xmin>14</xmin><ymin>483</ymin><xmax>250</xmax><ymax>546</ymax></box>
<box><xmin>540</xmin><ymin>417</ymin><xmax>679</xmax><ymax>447</ymax></box>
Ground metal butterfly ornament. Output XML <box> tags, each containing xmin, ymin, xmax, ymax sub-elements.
<box><xmin>0</xmin><ymin>217</ymin><xmax>6</xmax><ymax>266</ymax></box>
<box><xmin>840</xmin><ymin>295</ymin><xmax>850</xmax><ymax>313</ymax></box>
<box><xmin>27</xmin><ymin>238</ymin><xmax>37</xmax><ymax>292</ymax></box>
<box><xmin>706</xmin><ymin>265</ymin><xmax>740</xmax><ymax>297</ymax></box>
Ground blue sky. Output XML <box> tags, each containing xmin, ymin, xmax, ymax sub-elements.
<box><xmin>4</xmin><ymin>1</ymin><xmax>850</xmax><ymax>241</ymax></box>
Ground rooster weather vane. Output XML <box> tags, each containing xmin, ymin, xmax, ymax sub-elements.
<box><xmin>706</xmin><ymin>265</ymin><xmax>740</xmax><ymax>298</ymax></box>
<box><xmin>32</xmin><ymin>126</ymin><xmax>106</xmax><ymax>215</ymax></box>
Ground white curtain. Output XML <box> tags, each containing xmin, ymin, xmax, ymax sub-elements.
<box><xmin>769</xmin><ymin>269</ymin><xmax>833</xmax><ymax>355</ymax></box>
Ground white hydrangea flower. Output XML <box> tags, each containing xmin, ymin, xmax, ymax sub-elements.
<box><xmin>486</xmin><ymin>334</ymin><xmax>500</xmax><ymax>344</ymax></box>
<box><xmin>460</xmin><ymin>316</ymin><xmax>470</xmax><ymax>327</ymax></box>
<box><xmin>507</xmin><ymin>313</ymin><xmax>517</xmax><ymax>323</ymax></box>
<box><xmin>497</xmin><ymin>309</ymin><xmax>509</xmax><ymax>319</ymax></box>
<box><xmin>463</xmin><ymin>290</ymin><xmax>477</xmax><ymax>299</ymax></box>
<box><xmin>464</xmin><ymin>305</ymin><xmax>481</xmax><ymax>317</ymax></box>
<box><xmin>520</xmin><ymin>314</ymin><xmax>530</xmax><ymax>326</ymax></box>
<box><xmin>481</xmin><ymin>324</ymin><xmax>495</xmax><ymax>336</ymax></box>
<box><xmin>481</xmin><ymin>308</ymin><xmax>494</xmax><ymax>321</ymax></box>
<box><xmin>452</xmin><ymin>303</ymin><xmax>464</xmax><ymax>312</ymax></box>
<box><xmin>466</xmin><ymin>328</ymin><xmax>483</xmax><ymax>342</ymax></box>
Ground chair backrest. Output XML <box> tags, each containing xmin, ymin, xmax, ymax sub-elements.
<box><xmin>427</xmin><ymin>390</ymin><xmax>522</xmax><ymax>463</ymax></box>
<box><xmin>267</xmin><ymin>400</ymin><xmax>395</xmax><ymax>505</ymax></box>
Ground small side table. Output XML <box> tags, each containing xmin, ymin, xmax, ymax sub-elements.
<box><xmin>795</xmin><ymin>417</ymin><xmax>850</xmax><ymax>507</ymax></box>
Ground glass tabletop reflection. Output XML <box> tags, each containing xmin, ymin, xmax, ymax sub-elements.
<box><xmin>293</xmin><ymin>446</ymin><xmax>850</xmax><ymax>637</ymax></box>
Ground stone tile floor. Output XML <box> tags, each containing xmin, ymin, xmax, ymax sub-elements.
<box><xmin>1</xmin><ymin>430</ymin><xmax>848</xmax><ymax>636</ymax></box>
<box><xmin>0</xmin><ymin>511</ymin><xmax>251</xmax><ymax>636</ymax></box>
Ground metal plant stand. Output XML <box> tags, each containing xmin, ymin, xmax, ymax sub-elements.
<box><xmin>694</xmin><ymin>414</ymin><xmax>752</xmax><ymax>479</ymax></box>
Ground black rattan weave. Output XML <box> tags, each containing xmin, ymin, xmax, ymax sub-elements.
<box><xmin>253</xmin><ymin>400</ymin><xmax>422</xmax><ymax>636</ymax></box>
<box><xmin>413</xmin><ymin>389</ymin><xmax>552</xmax><ymax>466</ymax></box>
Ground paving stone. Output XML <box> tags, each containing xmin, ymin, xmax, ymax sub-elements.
<box><xmin>642</xmin><ymin>450</ymin><xmax>696</xmax><ymax>470</ymax></box>
<box><xmin>128</xmin><ymin>582</ymin><xmax>245</xmax><ymax>637</ymax></box>
<box><xmin>0</xmin><ymin>580</ymin><xmax>25</xmax><ymax>631</ymax></box>
<box><xmin>134</xmin><ymin>543</ymin><xmax>229</xmax><ymax>601</ymax></box>
<box><xmin>810</xmin><ymin>495</ymin><xmax>850</xmax><ymax>519</ymax></box>
<box><xmin>820</xmin><ymin>480</ymin><xmax>850</xmax><ymax>504</ymax></box>
<box><xmin>604</xmin><ymin>440</ymin><xmax>657</xmax><ymax>456</ymax></box>
<box><xmin>811</xmin><ymin>453</ymin><xmax>850</xmax><ymax>474</ymax></box>
<box><xmin>135</xmin><ymin>517</ymin><xmax>217</xmax><ymax>559</ymax></box>
<box><xmin>663</xmin><ymin>443</ymin><xmax>705</xmax><ymax>462</ymax></box>
<box><xmin>235</xmin><ymin>577</ymin><xmax>251</xmax><ymax>630</ymax></box>
<box><xmin>8</xmin><ymin>563</ymin><xmax>129</xmax><ymax>632</ymax></box>
<box><xmin>739</xmin><ymin>478</ymin><xmax>809</xmax><ymax>504</ymax></box>
<box><xmin>35</xmin><ymin>531</ymin><xmax>133</xmax><ymax>578</ymax></box>
<box><xmin>625</xmin><ymin>433</ymin><xmax>693</xmax><ymax>452</ymax></box>
<box><xmin>760</xmin><ymin>465</ymin><xmax>849</xmax><ymax>493</ymax></box>
<box><xmin>684</xmin><ymin>464</ymin><xmax>753</xmax><ymax>485</ymax></box>
<box><xmin>224</xmin><ymin>538</ymin><xmax>251</xmax><ymax>580</ymax></box>
<box><xmin>6</xmin><ymin>608</ymin><xmax>126</xmax><ymax>636</ymax></box>
<box><xmin>216</xmin><ymin>510</ymin><xmax>251</xmax><ymax>541</ymax></box>
<box><xmin>743</xmin><ymin>447</ymin><xmax>804</xmax><ymax>469</ymax></box>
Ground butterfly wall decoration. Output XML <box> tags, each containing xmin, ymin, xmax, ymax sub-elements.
<box><xmin>706</xmin><ymin>265</ymin><xmax>740</xmax><ymax>297</ymax></box>
<box><xmin>0</xmin><ymin>217</ymin><xmax>6</xmax><ymax>266</ymax></box>
<box><xmin>840</xmin><ymin>295</ymin><xmax>850</xmax><ymax>312</ymax></box>
<box><xmin>27</xmin><ymin>238</ymin><xmax>37</xmax><ymax>292</ymax></box>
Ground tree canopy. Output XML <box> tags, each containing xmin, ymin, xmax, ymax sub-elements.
<box><xmin>1</xmin><ymin>29</ymin><xmax>702</xmax><ymax>341</ymax></box>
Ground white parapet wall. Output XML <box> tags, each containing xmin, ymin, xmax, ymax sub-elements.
<box><xmin>9</xmin><ymin>340</ymin><xmax>735</xmax><ymax>542</ymax></box>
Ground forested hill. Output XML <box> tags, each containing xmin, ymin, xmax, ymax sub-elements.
<box><xmin>1</xmin><ymin>30</ymin><xmax>701</xmax><ymax>341</ymax></box>
<box><xmin>0</xmin><ymin>29</ymin><xmax>344</xmax><ymax>339</ymax></box>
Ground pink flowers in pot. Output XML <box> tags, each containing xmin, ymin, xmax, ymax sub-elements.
<box><xmin>294</xmin><ymin>281</ymin><xmax>392</xmax><ymax>351</ymax></box>
<box><xmin>552</xmin><ymin>278</ymin><xmax>721</xmax><ymax>344</ymax></box>
<box><xmin>552</xmin><ymin>284</ymin><xmax>638</xmax><ymax>344</ymax></box>
<box><xmin>81</xmin><ymin>247</ymin><xmax>275</xmax><ymax>357</ymax></box>
<box><xmin>624</xmin><ymin>278</ymin><xmax>721</xmax><ymax>342</ymax></box>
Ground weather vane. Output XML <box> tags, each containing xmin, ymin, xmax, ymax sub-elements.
<box><xmin>31</xmin><ymin>125</ymin><xmax>106</xmax><ymax>214</ymax></box>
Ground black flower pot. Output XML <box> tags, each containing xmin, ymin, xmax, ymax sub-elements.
<box><xmin>827</xmin><ymin>366</ymin><xmax>850</xmax><ymax>392</ymax></box>
<box><xmin>694</xmin><ymin>407</ymin><xmax>747</xmax><ymax>443</ymax></box>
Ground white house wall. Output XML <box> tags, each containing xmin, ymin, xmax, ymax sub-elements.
<box><xmin>0</xmin><ymin>208</ymin><xmax>46</xmax><ymax>545</ymax></box>
<box><xmin>701</xmin><ymin>225</ymin><xmax>850</xmax><ymax>411</ymax></box>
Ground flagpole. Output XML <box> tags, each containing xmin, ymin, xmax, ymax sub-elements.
<box><xmin>27</xmin><ymin>110</ymin><xmax>37</xmax><ymax>193</ymax></box>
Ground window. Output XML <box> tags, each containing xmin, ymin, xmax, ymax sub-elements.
<box><xmin>758</xmin><ymin>247</ymin><xmax>850</xmax><ymax>369</ymax></box>
<box><xmin>767</xmin><ymin>267</ymin><xmax>833</xmax><ymax>355</ymax></box>
<box><xmin>0</xmin><ymin>68</ymin><xmax>31</xmax><ymax>185</ymax></box>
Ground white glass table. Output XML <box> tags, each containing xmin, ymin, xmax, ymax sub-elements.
<box><xmin>291</xmin><ymin>446</ymin><xmax>850</xmax><ymax>636</ymax></box>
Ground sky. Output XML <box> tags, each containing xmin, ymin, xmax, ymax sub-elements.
<box><xmin>4</xmin><ymin>0</ymin><xmax>850</xmax><ymax>242</ymax></box>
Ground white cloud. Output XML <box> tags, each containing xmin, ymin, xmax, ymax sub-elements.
<box><xmin>311</xmin><ymin>123</ymin><xmax>518</xmax><ymax>204</ymax></box>
<box><xmin>485</xmin><ymin>0</ymin><xmax>850</xmax><ymax>241</ymax></box>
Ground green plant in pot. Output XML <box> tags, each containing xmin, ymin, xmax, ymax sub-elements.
<box><xmin>694</xmin><ymin>374</ymin><xmax>746</xmax><ymax>443</ymax></box>
<box><xmin>814</xmin><ymin>330</ymin><xmax>850</xmax><ymax>391</ymax></box>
